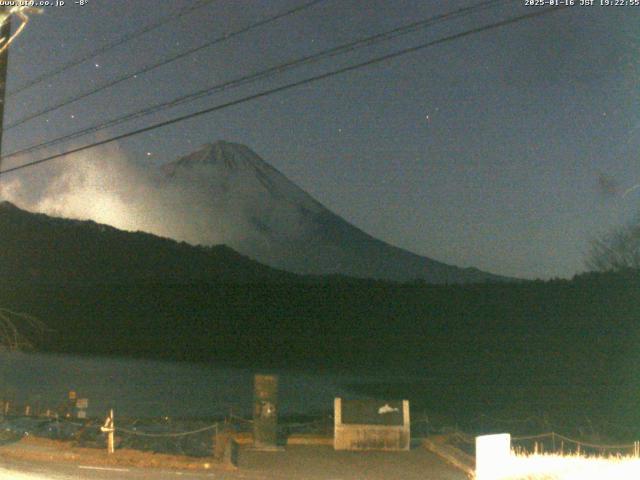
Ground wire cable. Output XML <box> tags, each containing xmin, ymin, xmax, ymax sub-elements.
<box><xmin>3</xmin><ymin>0</ymin><xmax>325</xmax><ymax>132</ymax></box>
<box><xmin>0</xmin><ymin>6</ymin><xmax>568</xmax><ymax>178</ymax></box>
<box><xmin>117</xmin><ymin>422</ymin><xmax>220</xmax><ymax>437</ymax></box>
<box><xmin>3</xmin><ymin>0</ymin><xmax>512</xmax><ymax>161</ymax></box>
<box><xmin>512</xmin><ymin>431</ymin><xmax>636</xmax><ymax>450</ymax></box>
<box><xmin>7</xmin><ymin>0</ymin><xmax>218</xmax><ymax>97</ymax></box>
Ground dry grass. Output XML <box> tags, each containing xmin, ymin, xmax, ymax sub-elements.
<box><xmin>495</xmin><ymin>452</ymin><xmax>640</xmax><ymax>480</ymax></box>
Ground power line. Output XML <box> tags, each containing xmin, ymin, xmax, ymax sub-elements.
<box><xmin>7</xmin><ymin>0</ymin><xmax>219</xmax><ymax>98</ymax></box>
<box><xmin>2</xmin><ymin>0</ymin><xmax>324</xmax><ymax>133</ymax></box>
<box><xmin>0</xmin><ymin>6</ymin><xmax>568</xmax><ymax>179</ymax></box>
<box><xmin>0</xmin><ymin>7</ymin><xmax>11</xmax><ymax>172</ymax></box>
<box><xmin>3</xmin><ymin>0</ymin><xmax>511</xmax><ymax>161</ymax></box>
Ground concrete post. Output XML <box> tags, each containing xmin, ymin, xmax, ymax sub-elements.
<box><xmin>253</xmin><ymin>374</ymin><xmax>279</xmax><ymax>450</ymax></box>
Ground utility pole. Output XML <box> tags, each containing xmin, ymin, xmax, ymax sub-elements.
<box><xmin>0</xmin><ymin>7</ymin><xmax>10</xmax><ymax>176</ymax></box>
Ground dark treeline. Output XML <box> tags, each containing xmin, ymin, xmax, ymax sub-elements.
<box><xmin>2</xmin><ymin>269</ymin><xmax>639</xmax><ymax>434</ymax></box>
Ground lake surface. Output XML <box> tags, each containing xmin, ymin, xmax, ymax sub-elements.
<box><xmin>0</xmin><ymin>351</ymin><xmax>377</xmax><ymax>419</ymax></box>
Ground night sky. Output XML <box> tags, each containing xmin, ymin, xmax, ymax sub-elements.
<box><xmin>1</xmin><ymin>0</ymin><xmax>638</xmax><ymax>280</ymax></box>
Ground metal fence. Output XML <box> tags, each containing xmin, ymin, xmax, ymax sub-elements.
<box><xmin>0</xmin><ymin>398</ymin><xmax>335</xmax><ymax>457</ymax></box>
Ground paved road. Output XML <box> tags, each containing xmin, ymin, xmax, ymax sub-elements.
<box><xmin>0</xmin><ymin>456</ymin><xmax>247</xmax><ymax>480</ymax></box>
<box><xmin>237</xmin><ymin>445</ymin><xmax>466</xmax><ymax>480</ymax></box>
<box><xmin>0</xmin><ymin>444</ymin><xmax>467</xmax><ymax>479</ymax></box>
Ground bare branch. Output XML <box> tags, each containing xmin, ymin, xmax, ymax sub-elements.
<box><xmin>0</xmin><ymin>308</ymin><xmax>48</xmax><ymax>351</ymax></box>
<box><xmin>587</xmin><ymin>223</ymin><xmax>640</xmax><ymax>272</ymax></box>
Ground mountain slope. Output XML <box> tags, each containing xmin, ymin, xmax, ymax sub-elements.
<box><xmin>0</xmin><ymin>201</ymin><xmax>296</xmax><ymax>284</ymax></box>
<box><xmin>162</xmin><ymin>141</ymin><xmax>507</xmax><ymax>283</ymax></box>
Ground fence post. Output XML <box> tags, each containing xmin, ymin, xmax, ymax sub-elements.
<box><xmin>100</xmin><ymin>409</ymin><xmax>115</xmax><ymax>454</ymax></box>
<box><xmin>108</xmin><ymin>409</ymin><xmax>115</xmax><ymax>454</ymax></box>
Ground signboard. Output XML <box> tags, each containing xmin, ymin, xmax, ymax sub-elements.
<box><xmin>334</xmin><ymin>398</ymin><xmax>410</xmax><ymax>451</ymax></box>
<box><xmin>75</xmin><ymin>398</ymin><xmax>89</xmax><ymax>409</ymax></box>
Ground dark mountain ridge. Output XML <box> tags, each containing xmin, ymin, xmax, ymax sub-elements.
<box><xmin>0</xmin><ymin>200</ymin><xmax>296</xmax><ymax>284</ymax></box>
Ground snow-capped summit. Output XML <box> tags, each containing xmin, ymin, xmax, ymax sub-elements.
<box><xmin>160</xmin><ymin>141</ymin><xmax>506</xmax><ymax>283</ymax></box>
<box><xmin>169</xmin><ymin>141</ymin><xmax>264</xmax><ymax>171</ymax></box>
<box><xmin>163</xmin><ymin>140</ymin><xmax>324</xmax><ymax>215</ymax></box>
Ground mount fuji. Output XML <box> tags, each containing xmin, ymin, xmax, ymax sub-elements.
<box><xmin>160</xmin><ymin>141</ymin><xmax>505</xmax><ymax>283</ymax></box>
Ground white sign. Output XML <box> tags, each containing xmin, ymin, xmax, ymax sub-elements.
<box><xmin>378</xmin><ymin>404</ymin><xmax>399</xmax><ymax>414</ymax></box>
<box><xmin>476</xmin><ymin>433</ymin><xmax>512</xmax><ymax>480</ymax></box>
